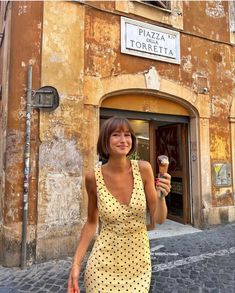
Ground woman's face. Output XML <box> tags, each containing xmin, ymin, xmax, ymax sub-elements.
<box><xmin>108</xmin><ymin>127</ymin><xmax>132</xmax><ymax>157</ymax></box>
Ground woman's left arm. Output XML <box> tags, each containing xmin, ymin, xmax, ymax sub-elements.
<box><xmin>139</xmin><ymin>161</ymin><xmax>171</xmax><ymax>229</ymax></box>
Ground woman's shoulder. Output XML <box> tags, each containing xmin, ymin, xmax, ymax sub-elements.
<box><xmin>137</xmin><ymin>160</ymin><xmax>152</xmax><ymax>171</ymax></box>
<box><xmin>85</xmin><ymin>169</ymin><xmax>96</xmax><ymax>183</ymax></box>
<box><xmin>135</xmin><ymin>160</ymin><xmax>153</xmax><ymax>183</ymax></box>
<box><xmin>136</xmin><ymin>160</ymin><xmax>153</xmax><ymax>178</ymax></box>
<box><xmin>85</xmin><ymin>169</ymin><xmax>97</xmax><ymax>195</ymax></box>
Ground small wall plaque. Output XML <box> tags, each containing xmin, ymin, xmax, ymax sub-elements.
<box><xmin>212</xmin><ymin>163</ymin><xmax>232</xmax><ymax>187</ymax></box>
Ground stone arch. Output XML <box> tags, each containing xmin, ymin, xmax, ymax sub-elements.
<box><xmin>101</xmin><ymin>88</ymin><xmax>199</xmax><ymax>117</ymax></box>
<box><xmin>84</xmin><ymin>68</ymin><xmax>210</xmax><ymax>118</ymax></box>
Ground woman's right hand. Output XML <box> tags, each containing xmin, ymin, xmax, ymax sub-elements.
<box><xmin>67</xmin><ymin>263</ymin><xmax>81</xmax><ymax>293</ymax></box>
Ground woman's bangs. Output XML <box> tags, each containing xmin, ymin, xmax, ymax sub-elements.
<box><xmin>110</xmin><ymin>119</ymin><xmax>133</xmax><ymax>134</ymax></box>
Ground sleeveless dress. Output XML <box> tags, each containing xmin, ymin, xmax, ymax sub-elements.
<box><xmin>84</xmin><ymin>160</ymin><xmax>151</xmax><ymax>292</ymax></box>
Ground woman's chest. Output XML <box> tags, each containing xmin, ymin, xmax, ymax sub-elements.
<box><xmin>103</xmin><ymin>172</ymin><xmax>134</xmax><ymax>205</ymax></box>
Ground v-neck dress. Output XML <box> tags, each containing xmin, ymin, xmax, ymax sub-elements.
<box><xmin>84</xmin><ymin>160</ymin><xmax>151</xmax><ymax>292</ymax></box>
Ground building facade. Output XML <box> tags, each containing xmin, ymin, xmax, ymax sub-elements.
<box><xmin>0</xmin><ymin>0</ymin><xmax>234</xmax><ymax>266</ymax></box>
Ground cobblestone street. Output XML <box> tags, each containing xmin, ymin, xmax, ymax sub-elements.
<box><xmin>0</xmin><ymin>223</ymin><xmax>234</xmax><ymax>293</ymax></box>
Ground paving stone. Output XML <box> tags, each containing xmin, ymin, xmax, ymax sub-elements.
<box><xmin>50</xmin><ymin>285</ymin><xmax>61</xmax><ymax>292</ymax></box>
<box><xmin>209</xmin><ymin>289</ymin><xmax>220</xmax><ymax>293</ymax></box>
<box><xmin>18</xmin><ymin>285</ymin><xmax>32</xmax><ymax>291</ymax></box>
<box><xmin>0</xmin><ymin>289</ymin><xmax>13</xmax><ymax>293</ymax></box>
<box><xmin>187</xmin><ymin>286</ymin><xmax>201</xmax><ymax>292</ymax></box>
<box><xmin>160</xmin><ymin>271</ymin><xmax>169</xmax><ymax>277</ymax></box>
<box><xmin>0</xmin><ymin>224</ymin><xmax>234</xmax><ymax>292</ymax></box>
<box><xmin>202</xmin><ymin>289</ymin><xmax>210</xmax><ymax>293</ymax></box>
<box><xmin>170</xmin><ymin>269</ymin><xmax>180</xmax><ymax>278</ymax></box>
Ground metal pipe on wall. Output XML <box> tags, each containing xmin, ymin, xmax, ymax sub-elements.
<box><xmin>21</xmin><ymin>65</ymin><xmax>32</xmax><ymax>269</ymax></box>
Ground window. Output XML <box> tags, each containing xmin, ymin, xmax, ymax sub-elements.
<box><xmin>142</xmin><ymin>1</ymin><xmax>170</xmax><ymax>10</ymax></box>
<box><xmin>129</xmin><ymin>119</ymin><xmax>150</xmax><ymax>162</ymax></box>
<box><xmin>115</xmin><ymin>0</ymin><xmax>183</xmax><ymax>30</ymax></box>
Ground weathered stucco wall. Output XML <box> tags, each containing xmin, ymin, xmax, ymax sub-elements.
<box><xmin>183</xmin><ymin>1</ymin><xmax>235</xmax><ymax>225</ymax></box>
<box><xmin>83</xmin><ymin>1</ymin><xmax>234</xmax><ymax>227</ymax></box>
<box><xmin>1</xmin><ymin>0</ymin><xmax>234</xmax><ymax>267</ymax></box>
<box><xmin>1</xmin><ymin>1</ymin><xmax>42</xmax><ymax>266</ymax></box>
<box><xmin>0</xmin><ymin>1</ymin><xmax>11</xmax><ymax>264</ymax></box>
<box><xmin>37</xmin><ymin>1</ymin><xmax>86</xmax><ymax>261</ymax></box>
<box><xmin>184</xmin><ymin>1</ymin><xmax>230</xmax><ymax>43</ymax></box>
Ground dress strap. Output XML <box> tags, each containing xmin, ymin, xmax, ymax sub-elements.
<box><xmin>94</xmin><ymin>166</ymin><xmax>103</xmax><ymax>190</ymax></box>
<box><xmin>131</xmin><ymin>160</ymin><xmax>144</xmax><ymax>184</ymax></box>
<box><xmin>130</xmin><ymin>159</ymin><xmax>138</xmax><ymax>169</ymax></box>
<box><xmin>131</xmin><ymin>160</ymin><xmax>140</xmax><ymax>176</ymax></box>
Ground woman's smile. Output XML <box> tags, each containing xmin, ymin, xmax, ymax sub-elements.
<box><xmin>109</xmin><ymin>129</ymin><xmax>132</xmax><ymax>155</ymax></box>
<box><xmin>118</xmin><ymin>144</ymin><xmax>128</xmax><ymax>149</ymax></box>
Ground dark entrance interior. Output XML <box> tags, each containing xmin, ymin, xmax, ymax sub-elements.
<box><xmin>155</xmin><ymin>123</ymin><xmax>190</xmax><ymax>224</ymax></box>
<box><xmin>100</xmin><ymin>108</ymin><xmax>191</xmax><ymax>225</ymax></box>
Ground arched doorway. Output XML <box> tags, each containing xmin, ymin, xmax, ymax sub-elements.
<box><xmin>100</xmin><ymin>93</ymin><xmax>192</xmax><ymax>225</ymax></box>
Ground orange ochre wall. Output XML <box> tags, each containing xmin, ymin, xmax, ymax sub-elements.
<box><xmin>84</xmin><ymin>1</ymin><xmax>234</xmax><ymax>209</ymax></box>
<box><xmin>1</xmin><ymin>0</ymin><xmax>234</xmax><ymax>266</ymax></box>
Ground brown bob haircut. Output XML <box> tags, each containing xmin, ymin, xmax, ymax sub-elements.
<box><xmin>97</xmin><ymin>116</ymin><xmax>136</xmax><ymax>160</ymax></box>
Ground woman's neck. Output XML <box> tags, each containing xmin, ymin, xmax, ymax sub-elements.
<box><xmin>106</xmin><ymin>156</ymin><xmax>130</xmax><ymax>173</ymax></box>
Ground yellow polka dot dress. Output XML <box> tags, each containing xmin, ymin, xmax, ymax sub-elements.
<box><xmin>84</xmin><ymin>160</ymin><xmax>151</xmax><ymax>292</ymax></box>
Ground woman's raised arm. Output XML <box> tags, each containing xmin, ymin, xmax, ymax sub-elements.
<box><xmin>139</xmin><ymin>161</ymin><xmax>170</xmax><ymax>229</ymax></box>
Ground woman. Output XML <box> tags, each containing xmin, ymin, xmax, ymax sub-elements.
<box><xmin>68</xmin><ymin>116</ymin><xmax>171</xmax><ymax>293</ymax></box>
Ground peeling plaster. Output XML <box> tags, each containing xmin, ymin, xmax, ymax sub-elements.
<box><xmin>85</xmin><ymin>43</ymin><xmax>117</xmax><ymax>77</ymax></box>
<box><xmin>29</xmin><ymin>58</ymin><xmax>36</xmax><ymax>65</ymax></box>
<box><xmin>5</xmin><ymin>202</ymin><xmax>19</xmax><ymax>223</ymax></box>
<box><xmin>44</xmin><ymin>173</ymin><xmax>82</xmax><ymax>226</ymax></box>
<box><xmin>144</xmin><ymin>67</ymin><xmax>160</xmax><ymax>90</ymax></box>
<box><xmin>6</xmin><ymin>130</ymin><xmax>24</xmax><ymax>167</ymax></box>
<box><xmin>192</xmin><ymin>72</ymin><xmax>208</xmax><ymax>94</ymax></box>
<box><xmin>35</xmin><ymin>41</ymin><xmax>41</xmax><ymax>55</ymax></box>
<box><xmin>39</xmin><ymin>138</ymin><xmax>82</xmax><ymax>175</ymax></box>
<box><xmin>192</xmin><ymin>25</ymin><xmax>204</xmax><ymax>35</ymax></box>
<box><xmin>224</xmin><ymin>70</ymin><xmax>232</xmax><ymax>79</ymax></box>
<box><xmin>18</xmin><ymin>3</ymin><xmax>28</xmax><ymax>16</ymax></box>
<box><xmin>49</xmin><ymin>55</ymin><xmax>66</xmax><ymax>63</ymax></box>
<box><xmin>38</xmin><ymin>137</ymin><xmax>83</xmax><ymax>229</ymax></box>
<box><xmin>211</xmin><ymin>136</ymin><xmax>228</xmax><ymax>160</ymax></box>
<box><xmin>182</xmin><ymin>55</ymin><xmax>192</xmax><ymax>73</ymax></box>
<box><xmin>14</xmin><ymin>96</ymin><xmax>26</xmax><ymax>121</ymax></box>
<box><xmin>215</xmin><ymin>33</ymin><xmax>220</xmax><ymax>41</ymax></box>
<box><xmin>205</xmin><ymin>1</ymin><xmax>225</xmax><ymax>18</ymax></box>
<box><xmin>211</xmin><ymin>95</ymin><xmax>230</xmax><ymax>117</ymax></box>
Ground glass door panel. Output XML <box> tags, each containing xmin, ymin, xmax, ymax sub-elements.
<box><xmin>156</xmin><ymin>123</ymin><xmax>189</xmax><ymax>224</ymax></box>
<box><xmin>129</xmin><ymin>119</ymin><xmax>150</xmax><ymax>162</ymax></box>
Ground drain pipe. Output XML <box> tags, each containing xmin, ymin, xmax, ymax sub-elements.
<box><xmin>21</xmin><ymin>65</ymin><xmax>32</xmax><ymax>269</ymax></box>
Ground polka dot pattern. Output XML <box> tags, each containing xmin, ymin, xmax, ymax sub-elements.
<box><xmin>84</xmin><ymin>160</ymin><xmax>151</xmax><ymax>292</ymax></box>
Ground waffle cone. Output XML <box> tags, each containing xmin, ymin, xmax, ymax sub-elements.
<box><xmin>157</xmin><ymin>155</ymin><xmax>169</xmax><ymax>174</ymax></box>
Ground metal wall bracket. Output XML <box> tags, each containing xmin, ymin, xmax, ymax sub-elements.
<box><xmin>32</xmin><ymin>86</ymin><xmax>59</xmax><ymax>111</ymax></box>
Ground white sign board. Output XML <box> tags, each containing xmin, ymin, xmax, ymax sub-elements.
<box><xmin>121</xmin><ymin>17</ymin><xmax>180</xmax><ymax>64</ymax></box>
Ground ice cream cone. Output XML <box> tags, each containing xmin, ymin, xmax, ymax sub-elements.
<box><xmin>157</xmin><ymin>155</ymin><xmax>169</xmax><ymax>198</ymax></box>
<box><xmin>157</xmin><ymin>155</ymin><xmax>169</xmax><ymax>175</ymax></box>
